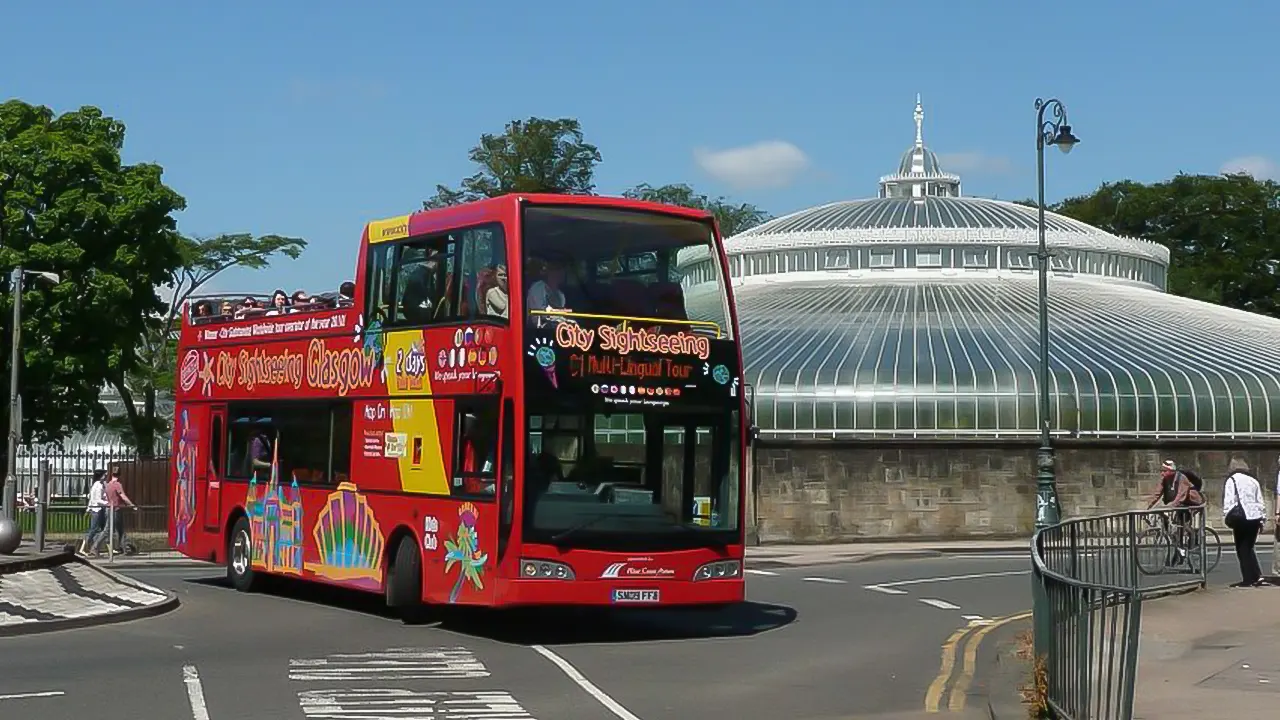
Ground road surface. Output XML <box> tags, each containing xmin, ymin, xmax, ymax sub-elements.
<box><xmin>0</xmin><ymin>545</ymin><xmax>1262</xmax><ymax>719</ymax></box>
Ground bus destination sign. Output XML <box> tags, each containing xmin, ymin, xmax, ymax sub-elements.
<box><xmin>525</xmin><ymin>323</ymin><xmax>739</xmax><ymax>408</ymax></box>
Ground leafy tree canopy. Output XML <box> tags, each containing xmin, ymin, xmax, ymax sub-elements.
<box><xmin>422</xmin><ymin>116</ymin><xmax>772</xmax><ymax>239</ymax></box>
<box><xmin>622</xmin><ymin>182</ymin><xmax>771</xmax><ymax>237</ymax></box>
<box><xmin>1050</xmin><ymin>172</ymin><xmax>1280</xmax><ymax>317</ymax></box>
<box><xmin>424</xmin><ymin>117</ymin><xmax>602</xmax><ymax>209</ymax></box>
<box><xmin>0</xmin><ymin>99</ymin><xmax>186</xmax><ymax>453</ymax></box>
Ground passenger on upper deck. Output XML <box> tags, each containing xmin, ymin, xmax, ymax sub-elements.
<box><xmin>265</xmin><ymin>289</ymin><xmax>290</xmax><ymax>316</ymax></box>
<box><xmin>338</xmin><ymin>282</ymin><xmax>355</xmax><ymax>307</ymax></box>
<box><xmin>478</xmin><ymin>265</ymin><xmax>508</xmax><ymax>319</ymax></box>
<box><xmin>527</xmin><ymin>259</ymin><xmax>572</xmax><ymax>326</ymax></box>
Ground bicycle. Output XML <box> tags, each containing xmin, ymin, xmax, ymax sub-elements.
<box><xmin>1136</xmin><ymin>509</ymin><xmax>1221</xmax><ymax>576</ymax></box>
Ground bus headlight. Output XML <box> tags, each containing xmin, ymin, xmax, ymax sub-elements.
<box><xmin>693</xmin><ymin>560</ymin><xmax>741</xmax><ymax>581</ymax></box>
<box><xmin>520</xmin><ymin>559</ymin><xmax>575</xmax><ymax>580</ymax></box>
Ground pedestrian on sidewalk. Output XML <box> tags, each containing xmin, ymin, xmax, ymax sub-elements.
<box><xmin>78</xmin><ymin>469</ymin><xmax>108</xmax><ymax>556</ymax></box>
<box><xmin>87</xmin><ymin>466</ymin><xmax>136</xmax><ymax>556</ymax></box>
<box><xmin>1222</xmin><ymin>458</ymin><xmax>1267</xmax><ymax>587</ymax></box>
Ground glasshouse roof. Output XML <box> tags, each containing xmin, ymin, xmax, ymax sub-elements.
<box><xmin>682</xmin><ymin>97</ymin><xmax>1280</xmax><ymax>440</ymax></box>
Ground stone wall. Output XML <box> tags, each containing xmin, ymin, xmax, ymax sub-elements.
<box><xmin>750</xmin><ymin>442</ymin><xmax>1280</xmax><ymax>543</ymax></box>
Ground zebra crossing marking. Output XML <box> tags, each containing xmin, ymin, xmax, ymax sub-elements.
<box><xmin>288</xmin><ymin>647</ymin><xmax>490</xmax><ymax>681</ymax></box>
<box><xmin>297</xmin><ymin>688</ymin><xmax>534</xmax><ymax>719</ymax></box>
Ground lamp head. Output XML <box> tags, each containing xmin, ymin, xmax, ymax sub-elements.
<box><xmin>1053</xmin><ymin>125</ymin><xmax>1080</xmax><ymax>154</ymax></box>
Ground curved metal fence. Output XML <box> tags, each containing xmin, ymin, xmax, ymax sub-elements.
<box><xmin>1031</xmin><ymin>506</ymin><xmax>1209</xmax><ymax>720</ymax></box>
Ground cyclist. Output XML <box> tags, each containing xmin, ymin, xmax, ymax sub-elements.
<box><xmin>1145</xmin><ymin>459</ymin><xmax>1204</xmax><ymax>561</ymax></box>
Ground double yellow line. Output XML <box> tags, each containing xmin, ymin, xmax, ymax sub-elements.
<box><xmin>924</xmin><ymin>610</ymin><xmax>1032</xmax><ymax>712</ymax></box>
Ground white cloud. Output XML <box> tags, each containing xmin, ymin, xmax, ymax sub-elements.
<box><xmin>936</xmin><ymin>152</ymin><xmax>1014</xmax><ymax>176</ymax></box>
<box><xmin>1220</xmin><ymin>155</ymin><xmax>1277</xmax><ymax>179</ymax></box>
<box><xmin>693</xmin><ymin>140</ymin><xmax>811</xmax><ymax>190</ymax></box>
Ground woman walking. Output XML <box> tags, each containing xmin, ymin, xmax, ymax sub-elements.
<box><xmin>1222</xmin><ymin>459</ymin><xmax>1267</xmax><ymax>587</ymax></box>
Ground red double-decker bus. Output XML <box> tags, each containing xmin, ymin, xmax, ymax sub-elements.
<box><xmin>169</xmin><ymin>194</ymin><xmax>748</xmax><ymax>612</ymax></box>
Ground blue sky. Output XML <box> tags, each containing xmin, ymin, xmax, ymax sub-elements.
<box><xmin>3</xmin><ymin>1</ymin><xmax>1275</xmax><ymax>295</ymax></box>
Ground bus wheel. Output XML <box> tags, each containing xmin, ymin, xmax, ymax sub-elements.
<box><xmin>386</xmin><ymin>536</ymin><xmax>424</xmax><ymax>620</ymax></box>
<box><xmin>227</xmin><ymin>517</ymin><xmax>259</xmax><ymax>592</ymax></box>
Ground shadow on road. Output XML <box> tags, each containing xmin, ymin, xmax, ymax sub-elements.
<box><xmin>185</xmin><ymin>574</ymin><xmax>796</xmax><ymax>644</ymax></box>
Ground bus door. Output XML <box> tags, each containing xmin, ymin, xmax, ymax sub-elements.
<box><xmin>202</xmin><ymin>404</ymin><xmax>226</xmax><ymax>532</ymax></box>
<box><xmin>438</xmin><ymin>396</ymin><xmax>500</xmax><ymax>606</ymax></box>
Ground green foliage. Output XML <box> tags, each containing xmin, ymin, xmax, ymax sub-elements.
<box><xmin>0</xmin><ymin>99</ymin><xmax>187</xmax><ymax>454</ymax></box>
<box><xmin>108</xmin><ymin>232</ymin><xmax>307</xmax><ymax>453</ymax></box>
<box><xmin>622</xmin><ymin>182</ymin><xmax>772</xmax><ymax>237</ymax></box>
<box><xmin>424</xmin><ymin>117</ymin><xmax>602</xmax><ymax>208</ymax></box>
<box><xmin>1051</xmin><ymin>173</ymin><xmax>1280</xmax><ymax>317</ymax></box>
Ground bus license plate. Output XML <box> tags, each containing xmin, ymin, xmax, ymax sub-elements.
<box><xmin>611</xmin><ymin>588</ymin><xmax>660</xmax><ymax>604</ymax></box>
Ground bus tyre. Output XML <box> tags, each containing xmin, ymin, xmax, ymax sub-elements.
<box><xmin>386</xmin><ymin>536</ymin><xmax>423</xmax><ymax>619</ymax></box>
<box><xmin>227</xmin><ymin>516</ymin><xmax>260</xmax><ymax>593</ymax></box>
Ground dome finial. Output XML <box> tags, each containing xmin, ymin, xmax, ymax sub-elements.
<box><xmin>914</xmin><ymin>94</ymin><xmax>924</xmax><ymax>147</ymax></box>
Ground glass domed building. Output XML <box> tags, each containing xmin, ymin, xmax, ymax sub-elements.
<box><xmin>683</xmin><ymin>96</ymin><xmax>1280</xmax><ymax>444</ymax></box>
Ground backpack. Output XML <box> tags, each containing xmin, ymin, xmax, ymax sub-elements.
<box><xmin>1181</xmin><ymin>468</ymin><xmax>1204</xmax><ymax>493</ymax></box>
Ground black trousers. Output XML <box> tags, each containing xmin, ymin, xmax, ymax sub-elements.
<box><xmin>1232</xmin><ymin>519</ymin><xmax>1264</xmax><ymax>585</ymax></box>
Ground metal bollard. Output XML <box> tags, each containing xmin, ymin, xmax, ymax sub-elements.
<box><xmin>107</xmin><ymin>506</ymin><xmax>115</xmax><ymax>563</ymax></box>
<box><xmin>34</xmin><ymin>459</ymin><xmax>49</xmax><ymax>551</ymax></box>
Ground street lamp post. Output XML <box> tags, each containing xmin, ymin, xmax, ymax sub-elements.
<box><xmin>1030</xmin><ymin>97</ymin><xmax>1080</xmax><ymax>669</ymax></box>
<box><xmin>1033</xmin><ymin>97</ymin><xmax>1079</xmax><ymax>531</ymax></box>
<box><xmin>2</xmin><ymin>267</ymin><xmax>60</xmax><ymax>521</ymax></box>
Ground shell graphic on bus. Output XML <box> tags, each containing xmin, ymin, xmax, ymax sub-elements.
<box><xmin>305</xmin><ymin>482</ymin><xmax>385</xmax><ymax>588</ymax></box>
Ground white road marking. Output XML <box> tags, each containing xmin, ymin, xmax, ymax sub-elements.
<box><xmin>533</xmin><ymin>645</ymin><xmax>643</xmax><ymax>720</ymax></box>
<box><xmin>0</xmin><ymin>691</ymin><xmax>64</xmax><ymax>701</ymax></box>
<box><xmin>864</xmin><ymin>585</ymin><xmax>908</xmax><ymax>595</ymax></box>
<box><xmin>962</xmin><ymin>614</ymin><xmax>986</xmax><ymax>621</ymax></box>
<box><xmin>802</xmin><ymin>577</ymin><xmax>847</xmax><ymax>584</ymax></box>
<box><xmin>745</xmin><ymin>569</ymin><xmax>778</xmax><ymax>576</ymax></box>
<box><xmin>289</xmin><ymin>647</ymin><xmax>490</xmax><ymax>681</ymax></box>
<box><xmin>183</xmin><ymin>665</ymin><xmax>211</xmax><ymax>720</ymax></box>
<box><xmin>297</xmin><ymin>688</ymin><xmax>534</xmax><ymax>719</ymax></box>
<box><xmin>877</xmin><ymin>570</ymin><xmax>1028</xmax><ymax>589</ymax></box>
<box><xmin>919</xmin><ymin>598</ymin><xmax>962</xmax><ymax>610</ymax></box>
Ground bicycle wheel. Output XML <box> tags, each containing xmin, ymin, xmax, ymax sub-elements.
<box><xmin>1189</xmin><ymin>527</ymin><xmax>1222</xmax><ymax>574</ymax></box>
<box><xmin>1135</xmin><ymin>527</ymin><xmax>1169</xmax><ymax>575</ymax></box>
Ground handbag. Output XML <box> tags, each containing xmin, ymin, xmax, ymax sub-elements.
<box><xmin>1225</xmin><ymin>474</ymin><xmax>1247</xmax><ymax>529</ymax></box>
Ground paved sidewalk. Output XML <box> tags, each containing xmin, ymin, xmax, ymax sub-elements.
<box><xmin>1133</xmin><ymin>583</ymin><xmax>1280</xmax><ymax>718</ymax></box>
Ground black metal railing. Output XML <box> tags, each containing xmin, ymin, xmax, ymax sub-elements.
<box><xmin>1031</xmin><ymin>506</ymin><xmax>1209</xmax><ymax>720</ymax></box>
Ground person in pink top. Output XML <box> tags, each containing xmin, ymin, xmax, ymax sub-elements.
<box><xmin>87</xmin><ymin>466</ymin><xmax>136</xmax><ymax>556</ymax></box>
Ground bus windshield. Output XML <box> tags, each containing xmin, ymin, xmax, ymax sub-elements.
<box><xmin>522</xmin><ymin>404</ymin><xmax>741</xmax><ymax>549</ymax></box>
<box><xmin>520</xmin><ymin>204</ymin><xmax>731</xmax><ymax>337</ymax></box>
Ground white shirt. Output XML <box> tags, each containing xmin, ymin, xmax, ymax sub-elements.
<box><xmin>87</xmin><ymin>480</ymin><xmax>107</xmax><ymax>513</ymax></box>
<box><xmin>1223</xmin><ymin>472</ymin><xmax>1266</xmax><ymax>522</ymax></box>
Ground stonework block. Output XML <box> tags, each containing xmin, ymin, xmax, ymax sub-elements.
<box><xmin>748</xmin><ymin>443</ymin><xmax>1280</xmax><ymax>542</ymax></box>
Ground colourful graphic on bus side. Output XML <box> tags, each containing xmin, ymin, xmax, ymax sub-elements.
<box><xmin>444</xmin><ymin>502</ymin><xmax>488</xmax><ymax>603</ymax></box>
<box><xmin>306</xmin><ymin>482</ymin><xmax>385</xmax><ymax>589</ymax></box>
<box><xmin>245</xmin><ymin>439</ymin><xmax>304</xmax><ymax>575</ymax></box>
<box><xmin>172</xmin><ymin>409</ymin><xmax>197</xmax><ymax>547</ymax></box>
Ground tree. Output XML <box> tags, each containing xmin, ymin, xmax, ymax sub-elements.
<box><xmin>0</xmin><ymin>100</ymin><xmax>187</xmax><ymax>462</ymax></box>
<box><xmin>622</xmin><ymin>183</ymin><xmax>772</xmax><ymax>237</ymax></box>
<box><xmin>423</xmin><ymin>117</ymin><xmax>602</xmax><ymax>209</ymax></box>
<box><xmin>105</xmin><ymin>233</ymin><xmax>307</xmax><ymax>453</ymax></box>
<box><xmin>1050</xmin><ymin>173</ymin><xmax>1280</xmax><ymax>317</ymax></box>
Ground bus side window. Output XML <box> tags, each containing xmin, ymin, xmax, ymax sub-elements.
<box><xmin>393</xmin><ymin>234</ymin><xmax>455</xmax><ymax>326</ymax></box>
<box><xmin>365</xmin><ymin>244</ymin><xmax>395</xmax><ymax>323</ymax></box>
<box><xmin>453</xmin><ymin>399</ymin><xmax>498</xmax><ymax>498</ymax></box>
<box><xmin>211</xmin><ymin>415</ymin><xmax>224</xmax><ymax>476</ymax></box>
<box><xmin>460</xmin><ymin>227</ymin><xmax>509</xmax><ymax>321</ymax></box>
